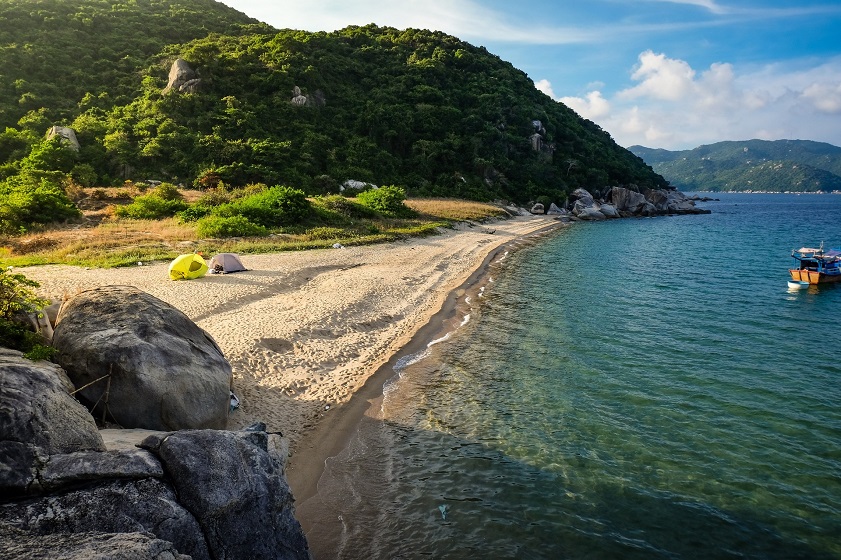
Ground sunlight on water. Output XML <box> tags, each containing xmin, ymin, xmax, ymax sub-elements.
<box><xmin>312</xmin><ymin>194</ymin><xmax>841</xmax><ymax>559</ymax></box>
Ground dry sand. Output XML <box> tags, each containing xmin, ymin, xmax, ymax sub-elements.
<box><xmin>18</xmin><ymin>214</ymin><xmax>561</xmax><ymax>497</ymax></box>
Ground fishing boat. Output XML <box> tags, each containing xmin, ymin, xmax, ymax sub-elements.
<box><xmin>789</xmin><ymin>243</ymin><xmax>841</xmax><ymax>284</ymax></box>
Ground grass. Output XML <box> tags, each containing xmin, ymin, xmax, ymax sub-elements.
<box><xmin>0</xmin><ymin>192</ymin><xmax>510</xmax><ymax>268</ymax></box>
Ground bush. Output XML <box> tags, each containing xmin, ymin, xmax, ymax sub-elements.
<box><xmin>196</xmin><ymin>214</ymin><xmax>267</xmax><ymax>238</ymax></box>
<box><xmin>0</xmin><ymin>174</ymin><xmax>81</xmax><ymax>234</ymax></box>
<box><xmin>153</xmin><ymin>182</ymin><xmax>183</xmax><ymax>201</ymax></box>
<box><xmin>306</xmin><ymin>226</ymin><xmax>348</xmax><ymax>240</ymax></box>
<box><xmin>0</xmin><ymin>268</ymin><xmax>54</xmax><ymax>359</ymax></box>
<box><xmin>216</xmin><ymin>185</ymin><xmax>309</xmax><ymax>227</ymax></box>
<box><xmin>314</xmin><ymin>194</ymin><xmax>378</xmax><ymax>219</ymax></box>
<box><xmin>177</xmin><ymin>204</ymin><xmax>214</xmax><ymax>223</ymax></box>
<box><xmin>356</xmin><ymin>185</ymin><xmax>413</xmax><ymax>216</ymax></box>
<box><xmin>114</xmin><ymin>193</ymin><xmax>187</xmax><ymax>219</ymax></box>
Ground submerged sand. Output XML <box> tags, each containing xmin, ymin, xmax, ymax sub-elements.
<box><xmin>18</xmin><ymin>215</ymin><xmax>559</xmax><ymax>494</ymax></box>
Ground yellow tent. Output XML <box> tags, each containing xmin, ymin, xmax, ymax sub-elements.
<box><xmin>168</xmin><ymin>253</ymin><xmax>208</xmax><ymax>280</ymax></box>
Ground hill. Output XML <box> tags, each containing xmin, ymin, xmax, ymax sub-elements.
<box><xmin>630</xmin><ymin>140</ymin><xmax>841</xmax><ymax>192</ymax></box>
<box><xmin>0</xmin><ymin>0</ymin><xmax>670</xmax><ymax>239</ymax></box>
<box><xmin>0</xmin><ymin>0</ymin><xmax>266</xmax><ymax>129</ymax></box>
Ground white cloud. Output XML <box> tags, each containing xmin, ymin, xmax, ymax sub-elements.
<box><xmin>547</xmin><ymin>53</ymin><xmax>841</xmax><ymax>149</ymax></box>
<box><xmin>558</xmin><ymin>90</ymin><xmax>611</xmax><ymax>120</ymax></box>
<box><xmin>801</xmin><ymin>82</ymin><xmax>841</xmax><ymax>114</ymax></box>
<box><xmin>534</xmin><ymin>79</ymin><xmax>557</xmax><ymax>100</ymax></box>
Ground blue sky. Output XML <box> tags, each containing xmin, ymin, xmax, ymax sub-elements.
<box><xmin>219</xmin><ymin>0</ymin><xmax>841</xmax><ymax>150</ymax></box>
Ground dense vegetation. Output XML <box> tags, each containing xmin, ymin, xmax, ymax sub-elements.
<box><xmin>630</xmin><ymin>140</ymin><xmax>841</xmax><ymax>192</ymax></box>
<box><xmin>0</xmin><ymin>0</ymin><xmax>667</xmax><ymax>236</ymax></box>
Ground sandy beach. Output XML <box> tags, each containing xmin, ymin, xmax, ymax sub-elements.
<box><xmin>18</xmin><ymin>214</ymin><xmax>560</xmax><ymax>500</ymax></box>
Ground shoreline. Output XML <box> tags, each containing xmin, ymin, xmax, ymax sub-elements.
<box><xmin>285</xmin><ymin>219</ymin><xmax>564</xmax><ymax>509</ymax></box>
<box><xmin>15</xmin><ymin>214</ymin><xmax>563</xmax><ymax>529</ymax></box>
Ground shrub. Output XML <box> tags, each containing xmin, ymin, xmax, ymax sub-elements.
<box><xmin>114</xmin><ymin>193</ymin><xmax>187</xmax><ymax>219</ymax></box>
<box><xmin>177</xmin><ymin>204</ymin><xmax>214</xmax><ymax>223</ymax></box>
<box><xmin>216</xmin><ymin>185</ymin><xmax>309</xmax><ymax>227</ymax></box>
<box><xmin>153</xmin><ymin>182</ymin><xmax>183</xmax><ymax>201</ymax></box>
<box><xmin>0</xmin><ymin>174</ymin><xmax>81</xmax><ymax>234</ymax></box>
<box><xmin>314</xmin><ymin>194</ymin><xmax>378</xmax><ymax>219</ymax></box>
<box><xmin>196</xmin><ymin>214</ymin><xmax>267</xmax><ymax>238</ymax></box>
<box><xmin>0</xmin><ymin>268</ymin><xmax>54</xmax><ymax>359</ymax></box>
<box><xmin>356</xmin><ymin>185</ymin><xmax>414</xmax><ymax>216</ymax></box>
<box><xmin>306</xmin><ymin>226</ymin><xmax>348</xmax><ymax>240</ymax></box>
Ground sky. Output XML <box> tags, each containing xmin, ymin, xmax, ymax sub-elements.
<box><xmin>218</xmin><ymin>0</ymin><xmax>841</xmax><ymax>150</ymax></box>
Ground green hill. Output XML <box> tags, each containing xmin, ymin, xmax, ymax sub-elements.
<box><xmin>0</xmin><ymin>0</ymin><xmax>266</xmax><ymax>128</ymax></box>
<box><xmin>0</xmin><ymin>0</ymin><xmax>667</xmax><ymax>214</ymax></box>
<box><xmin>630</xmin><ymin>140</ymin><xmax>841</xmax><ymax>192</ymax></box>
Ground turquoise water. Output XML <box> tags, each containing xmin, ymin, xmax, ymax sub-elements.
<box><xmin>308</xmin><ymin>194</ymin><xmax>841</xmax><ymax>559</ymax></box>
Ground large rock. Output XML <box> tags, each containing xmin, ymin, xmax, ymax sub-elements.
<box><xmin>0</xmin><ymin>525</ymin><xmax>190</xmax><ymax>560</ymax></box>
<box><xmin>570</xmin><ymin>188</ymin><xmax>595</xmax><ymax>206</ymax></box>
<box><xmin>46</xmin><ymin>126</ymin><xmax>80</xmax><ymax>152</ymax></box>
<box><xmin>163</xmin><ymin>58</ymin><xmax>200</xmax><ymax>94</ymax></box>
<box><xmin>142</xmin><ymin>424</ymin><xmax>308</xmax><ymax>559</ymax></box>
<box><xmin>0</xmin><ymin>348</ymin><xmax>104</xmax><ymax>496</ymax></box>
<box><xmin>0</xmin><ymin>477</ymin><xmax>211</xmax><ymax>560</ymax></box>
<box><xmin>52</xmin><ymin>286</ymin><xmax>231</xmax><ymax>431</ymax></box>
<box><xmin>610</xmin><ymin>187</ymin><xmax>649</xmax><ymax>214</ymax></box>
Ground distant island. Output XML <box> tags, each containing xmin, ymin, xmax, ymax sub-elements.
<box><xmin>629</xmin><ymin>139</ymin><xmax>841</xmax><ymax>193</ymax></box>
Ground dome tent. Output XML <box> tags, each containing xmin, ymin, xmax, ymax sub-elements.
<box><xmin>209</xmin><ymin>253</ymin><xmax>247</xmax><ymax>274</ymax></box>
<box><xmin>168</xmin><ymin>253</ymin><xmax>208</xmax><ymax>280</ymax></box>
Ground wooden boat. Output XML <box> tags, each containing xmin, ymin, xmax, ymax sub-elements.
<box><xmin>789</xmin><ymin>244</ymin><xmax>841</xmax><ymax>284</ymax></box>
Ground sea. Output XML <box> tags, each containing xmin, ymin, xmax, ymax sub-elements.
<box><xmin>304</xmin><ymin>193</ymin><xmax>841</xmax><ymax>559</ymax></box>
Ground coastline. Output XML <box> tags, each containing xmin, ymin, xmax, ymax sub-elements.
<box><xmin>17</xmin><ymin>215</ymin><xmax>561</xmax><ymax>495</ymax></box>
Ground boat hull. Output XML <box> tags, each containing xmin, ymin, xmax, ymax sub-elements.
<box><xmin>789</xmin><ymin>269</ymin><xmax>841</xmax><ymax>284</ymax></box>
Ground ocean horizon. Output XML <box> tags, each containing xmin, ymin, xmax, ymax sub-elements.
<box><xmin>305</xmin><ymin>193</ymin><xmax>841</xmax><ymax>559</ymax></box>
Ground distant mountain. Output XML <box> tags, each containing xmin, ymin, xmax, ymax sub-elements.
<box><xmin>629</xmin><ymin>140</ymin><xmax>841</xmax><ymax>192</ymax></box>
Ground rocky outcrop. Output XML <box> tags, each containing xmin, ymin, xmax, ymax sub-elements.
<box><xmin>0</xmin><ymin>349</ymin><xmax>308</xmax><ymax>558</ymax></box>
<box><xmin>0</xmin><ymin>525</ymin><xmax>190</xmax><ymax>560</ymax></box>
<box><xmin>52</xmin><ymin>286</ymin><xmax>231</xmax><ymax>431</ymax></box>
<box><xmin>530</xmin><ymin>203</ymin><xmax>545</xmax><ymax>214</ymax></box>
<box><xmin>46</xmin><ymin>126</ymin><xmax>80</xmax><ymax>152</ymax></box>
<box><xmin>0</xmin><ymin>348</ymin><xmax>105</xmax><ymax>497</ymax></box>
<box><xmin>163</xmin><ymin>58</ymin><xmax>200</xmax><ymax>94</ymax></box>
<box><xmin>562</xmin><ymin>186</ymin><xmax>710</xmax><ymax>220</ymax></box>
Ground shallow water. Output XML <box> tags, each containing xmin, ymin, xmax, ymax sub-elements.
<box><xmin>309</xmin><ymin>193</ymin><xmax>841</xmax><ymax>559</ymax></box>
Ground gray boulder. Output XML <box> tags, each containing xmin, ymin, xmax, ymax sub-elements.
<box><xmin>142</xmin><ymin>424</ymin><xmax>308</xmax><ymax>559</ymax></box>
<box><xmin>546</xmin><ymin>203</ymin><xmax>566</xmax><ymax>215</ymax></box>
<box><xmin>610</xmin><ymin>187</ymin><xmax>648</xmax><ymax>214</ymax></box>
<box><xmin>0</xmin><ymin>348</ymin><xmax>104</xmax><ymax>496</ymax></box>
<box><xmin>46</xmin><ymin>126</ymin><xmax>80</xmax><ymax>152</ymax></box>
<box><xmin>599</xmin><ymin>203</ymin><xmax>619</xmax><ymax>218</ymax></box>
<box><xmin>576</xmin><ymin>206</ymin><xmax>607</xmax><ymax>220</ymax></box>
<box><xmin>0</xmin><ymin>525</ymin><xmax>190</xmax><ymax>560</ymax></box>
<box><xmin>530</xmin><ymin>203</ymin><xmax>545</xmax><ymax>214</ymax></box>
<box><xmin>52</xmin><ymin>286</ymin><xmax>231</xmax><ymax>431</ymax></box>
<box><xmin>163</xmin><ymin>58</ymin><xmax>200</xmax><ymax>94</ymax></box>
<box><xmin>570</xmin><ymin>188</ymin><xmax>595</xmax><ymax>206</ymax></box>
<box><xmin>0</xmin><ymin>477</ymin><xmax>210</xmax><ymax>560</ymax></box>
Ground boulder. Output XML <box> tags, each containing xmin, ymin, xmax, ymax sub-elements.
<box><xmin>52</xmin><ymin>286</ymin><xmax>231</xmax><ymax>431</ymax></box>
<box><xmin>46</xmin><ymin>126</ymin><xmax>80</xmax><ymax>152</ymax></box>
<box><xmin>141</xmin><ymin>424</ymin><xmax>308</xmax><ymax>559</ymax></box>
<box><xmin>610</xmin><ymin>187</ymin><xmax>648</xmax><ymax>214</ymax></box>
<box><xmin>163</xmin><ymin>58</ymin><xmax>200</xmax><ymax>94</ymax></box>
<box><xmin>0</xmin><ymin>525</ymin><xmax>190</xmax><ymax>560</ymax></box>
<box><xmin>546</xmin><ymin>203</ymin><xmax>566</xmax><ymax>215</ymax></box>
<box><xmin>530</xmin><ymin>203</ymin><xmax>545</xmax><ymax>214</ymax></box>
<box><xmin>576</xmin><ymin>207</ymin><xmax>607</xmax><ymax>220</ymax></box>
<box><xmin>570</xmin><ymin>188</ymin><xmax>595</xmax><ymax>206</ymax></box>
<box><xmin>0</xmin><ymin>348</ymin><xmax>104</xmax><ymax>495</ymax></box>
<box><xmin>599</xmin><ymin>203</ymin><xmax>619</xmax><ymax>218</ymax></box>
<box><xmin>0</xmin><ymin>477</ymin><xmax>211</xmax><ymax>560</ymax></box>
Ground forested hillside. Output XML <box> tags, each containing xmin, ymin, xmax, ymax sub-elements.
<box><xmin>630</xmin><ymin>140</ymin><xmax>841</xmax><ymax>192</ymax></box>
<box><xmin>0</xmin><ymin>0</ymin><xmax>667</xmax><ymax>235</ymax></box>
<box><xmin>0</xmin><ymin>0</ymin><xmax>265</xmax><ymax>128</ymax></box>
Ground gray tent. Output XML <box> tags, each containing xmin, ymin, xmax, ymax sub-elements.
<box><xmin>209</xmin><ymin>253</ymin><xmax>247</xmax><ymax>274</ymax></box>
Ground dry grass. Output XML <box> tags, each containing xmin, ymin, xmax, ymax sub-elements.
<box><xmin>406</xmin><ymin>198</ymin><xmax>510</xmax><ymax>221</ymax></box>
<box><xmin>0</xmin><ymin>192</ymin><xmax>508</xmax><ymax>268</ymax></box>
